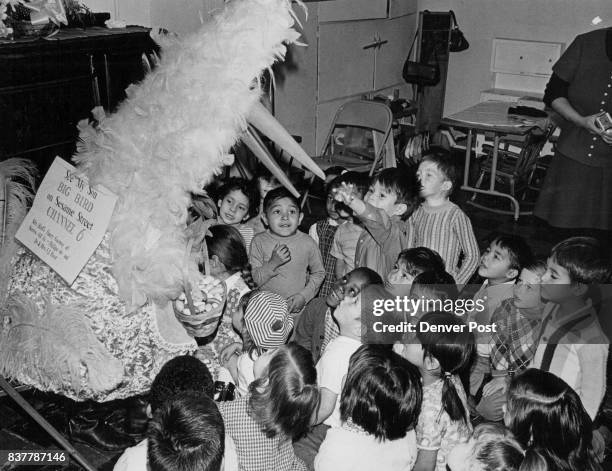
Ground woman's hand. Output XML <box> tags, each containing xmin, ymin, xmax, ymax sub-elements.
<box><xmin>581</xmin><ymin>113</ymin><xmax>606</xmax><ymax>135</ymax></box>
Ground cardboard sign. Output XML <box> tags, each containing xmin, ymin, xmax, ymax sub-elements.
<box><xmin>15</xmin><ymin>157</ymin><xmax>117</xmax><ymax>285</ymax></box>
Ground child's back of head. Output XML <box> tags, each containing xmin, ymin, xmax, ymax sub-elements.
<box><xmin>410</xmin><ymin>270</ymin><xmax>459</xmax><ymax>302</ymax></box>
<box><xmin>549</xmin><ymin>236</ymin><xmax>612</xmax><ymax>284</ymax></box>
<box><xmin>205</xmin><ymin>224</ymin><xmax>256</xmax><ymax>288</ymax></box>
<box><xmin>249</xmin><ymin>342</ymin><xmax>319</xmax><ymax>441</ymax></box>
<box><xmin>447</xmin><ymin>423</ymin><xmax>533</xmax><ymax>471</ymax></box>
<box><xmin>149</xmin><ymin>355</ymin><xmax>214</xmax><ymax>413</ymax></box>
<box><xmin>340</xmin><ymin>344</ymin><xmax>422</xmax><ymax>441</ymax></box>
<box><xmin>506</xmin><ymin>368</ymin><xmax>601</xmax><ymax>471</ymax></box>
<box><xmin>242</xmin><ymin>290</ymin><xmax>293</xmax><ymax>354</ymax></box>
<box><xmin>147</xmin><ymin>392</ymin><xmax>224</xmax><ymax>471</ymax></box>
<box><xmin>396</xmin><ymin>311</ymin><xmax>475</xmax><ymax>425</ymax></box>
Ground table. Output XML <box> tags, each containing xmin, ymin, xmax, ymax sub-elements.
<box><xmin>441</xmin><ymin>101</ymin><xmax>548</xmax><ymax>220</ymax></box>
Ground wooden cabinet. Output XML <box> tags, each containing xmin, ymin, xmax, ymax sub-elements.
<box><xmin>0</xmin><ymin>27</ymin><xmax>156</xmax><ymax>176</ymax></box>
<box><xmin>274</xmin><ymin>1</ymin><xmax>417</xmax><ymax>155</ymax></box>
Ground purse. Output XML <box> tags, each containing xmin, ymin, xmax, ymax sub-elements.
<box><xmin>449</xmin><ymin>10</ymin><xmax>469</xmax><ymax>52</ymax></box>
<box><xmin>402</xmin><ymin>30</ymin><xmax>440</xmax><ymax>87</ymax></box>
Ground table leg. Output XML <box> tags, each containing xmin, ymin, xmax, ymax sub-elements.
<box><xmin>463</xmin><ymin>129</ymin><xmax>473</xmax><ymax>188</ymax></box>
<box><xmin>489</xmin><ymin>134</ymin><xmax>499</xmax><ymax>192</ymax></box>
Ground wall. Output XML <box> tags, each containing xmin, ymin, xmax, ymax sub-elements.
<box><xmin>419</xmin><ymin>0</ymin><xmax>612</xmax><ymax>115</ymax></box>
<box><xmin>85</xmin><ymin>0</ymin><xmax>224</xmax><ymax>33</ymax></box>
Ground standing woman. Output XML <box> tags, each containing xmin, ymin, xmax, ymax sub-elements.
<box><xmin>535</xmin><ymin>27</ymin><xmax>612</xmax><ymax>231</ymax></box>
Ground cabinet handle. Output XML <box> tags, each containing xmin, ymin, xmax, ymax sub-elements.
<box><xmin>363</xmin><ymin>40</ymin><xmax>379</xmax><ymax>50</ymax></box>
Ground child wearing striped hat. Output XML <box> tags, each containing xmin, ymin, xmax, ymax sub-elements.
<box><xmin>219</xmin><ymin>290</ymin><xmax>294</xmax><ymax>397</ymax></box>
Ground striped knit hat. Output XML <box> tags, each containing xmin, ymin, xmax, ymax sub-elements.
<box><xmin>244</xmin><ymin>291</ymin><xmax>293</xmax><ymax>349</ymax></box>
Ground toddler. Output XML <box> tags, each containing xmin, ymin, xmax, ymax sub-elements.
<box><xmin>216</xmin><ymin>177</ymin><xmax>259</xmax><ymax>252</ymax></box>
<box><xmin>219</xmin><ymin>290</ymin><xmax>294</xmax><ymax>397</ymax></box>
<box><xmin>387</xmin><ymin>247</ymin><xmax>447</xmax><ymax>297</ymax></box>
<box><xmin>247</xmin><ymin>172</ymin><xmax>281</xmax><ymax>234</ymax></box>
<box><xmin>333</xmin><ymin>167</ymin><xmax>419</xmax><ymax>278</ymax></box>
<box><xmin>315</xmin><ymin>345</ymin><xmax>422</xmax><ymax>471</ymax></box>
<box><xmin>475</xmin><ymin>260</ymin><xmax>546</xmax><ymax>422</ymax></box>
<box><xmin>531</xmin><ymin>236</ymin><xmax>611</xmax><ymax>419</ymax></box>
<box><xmin>505</xmin><ymin>368</ymin><xmax>602</xmax><ymax>471</ymax></box>
<box><xmin>329</xmin><ymin>171</ymin><xmax>368</xmax><ymax>279</ymax></box>
<box><xmin>469</xmin><ymin>234</ymin><xmax>533</xmax><ymax>397</ymax></box>
<box><xmin>408</xmin><ymin>148</ymin><xmax>479</xmax><ymax>285</ymax></box>
<box><xmin>250</xmin><ymin>187</ymin><xmax>325</xmax><ymax>313</ymax></box>
<box><xmin>394</xmin><ymin>311</ymin><xmax>474</xmax><ymax>471</ymax></box>
<box><xmin>220</xmin><ymin>343</ymin><xmax>319</xmax><ymax>471</ymax></box>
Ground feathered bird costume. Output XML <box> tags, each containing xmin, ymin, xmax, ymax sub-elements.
<box><xmin>0</xmin><ymin>0</ymin><xmax>322</xmax><ymax>401</ymax></box>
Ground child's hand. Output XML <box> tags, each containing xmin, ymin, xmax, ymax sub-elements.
<box><xmin>270</xmin><ymin>244</ymin><xmax>291</xmax><ymax>269</ymax></box>
<box><xmin>287</xmin><ymin>293</ymin><xmax>306</xmax><ymax>313</ymax></box>
<box><xmin>332</xmin><ymin>182</ymin><xmax>357</xmax><ymax>205</ymax></box>
<box><xmin>220</xmin><ymin>342</ymin><xmax>242</xmax><ymax>365</ymax></box>
<box><xmin>482</xmin><ymin>376</ymin><xmax>508</xmax><ymax>397</ymax></box>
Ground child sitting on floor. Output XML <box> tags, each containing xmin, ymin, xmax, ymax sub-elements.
<box><xmin>333</xmin><ymin>167</ymin><xmax>419</xmax><ymax>279</ymax></box>
<box><xmin>475</xmin><ymin>259</ymin><xmax>546</xmax><ymax>422</ymax></box>
<box><xmin>446</xmin><ymin>423</ymin><xmax>528</xmax><ymax>471</ymax></box>
<box><xmin>147</xmin><ymin>392</ymin><xmax>225</xmax><ymax>471</ymax></box>
<box><xmin>505</xmin><ymin>369</ymin><xmax>602</xmax><ymax>471</ymax></box>
<box><xmin>250</xmin><ymin>187</ymin><xmax>325</xmax><ymax>313</ymax></box>
<box><xmin>408</xmin><ymin>147</ymin><xmax>479</xmax><ymax>286</ymax></box>
<box><xmin>219</xmin><ymin>290</ymin><xmax>294</xmax><ymax>397</ymax></box>
<box><xmin>220</xmin><ymin>343</ymin><xmax>319</xmax><ymax>471</ymax></box>
<box><xmin>114</xmin><ymin>355</ymin><xmax>238</xmax><ymax>471</ymax></box>
<box><xmin>216</xmin><ymin>177</ymin><xmax>259</xmax><ymax>252</ymax></box>
<box><xmin>468</xmin><ymin>233</ymin><xmax>533</xmax><ymax>398</ymax></box>
<box><xmin>315</xmin><ymin>345</ymin><xmax>422</xmax><ymax>471</ymax></box>
<box><xmin>532</xmin><ymin>236</ymin><xmax>611</xmax><ymax>420</ymax></box>
<box><xmin>394</xmin><ymin>311</ymin><xmax>475</xmax><ymax>471</ymax></box>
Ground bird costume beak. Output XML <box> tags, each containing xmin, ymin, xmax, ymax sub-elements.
<box><xmin>245</xmin><ymin>101</ymin><xmax>324</xmax><ymax>197</ymax></box>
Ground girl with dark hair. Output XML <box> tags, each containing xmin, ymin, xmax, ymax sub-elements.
<box><xmin>315</xmin><ymin>345</ymin><xmax>422</xmax><ymax>471</ymax></box>
<box><xmin>505</xmin><ymin>369</ymin><xmax>602</xmax><ymax>471</ymax></box>
<box><xmin>394</xmin><ymin>312</ymin><xmax>475</xmax><ymax>471</ymax></box>
<box><xmin>219</xmin><ymin>343</ymin><xmax>320</xmax><ymax>471</ymax></box>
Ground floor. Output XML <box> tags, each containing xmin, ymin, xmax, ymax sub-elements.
<box><xmin>1</xmin><ymin>178</ymin><xmax>610</xmax><ymax>469</ymax></box>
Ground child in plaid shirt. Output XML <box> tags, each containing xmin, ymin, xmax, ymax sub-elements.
<box><xmin>475</xmin><ymin>260</ymin><xmax>546</xmax><ymax>421</ymax></box>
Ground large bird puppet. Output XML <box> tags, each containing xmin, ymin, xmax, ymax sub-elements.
<box><xmin>0</xmin><ymin>0</ymin><xmax>323</xmax><ymax>401</ymax></box>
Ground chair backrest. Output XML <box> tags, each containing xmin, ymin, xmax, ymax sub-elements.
<box><xmin>319</xmin><ymin>100</ymin><xmax>393</xmax><ymax>173</ymax></box>
<box><xmin>514</xmin><ymin>123</ymin><xmax>557</xmax><ymax>177</ymax></box>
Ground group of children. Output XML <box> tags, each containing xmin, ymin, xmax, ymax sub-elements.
<box><xmin>114</xmin><ymin>148</ymin><xmax>611</xmax><ymax>471</ymax></box>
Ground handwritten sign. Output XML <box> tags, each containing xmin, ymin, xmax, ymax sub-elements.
<box><xmin>15</xmin><ymin>157</ymin><xmax>117</xmax><ymax>285</ymax></box>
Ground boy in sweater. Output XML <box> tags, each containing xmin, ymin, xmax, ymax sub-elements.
<box><xmin>408</xmin><ymin>148</ymin><xmax>479</xmax><ymax>285</ymax></box>
<box><xmin>250</xmin><ymin>187</ymin><xmax>325</xmax><ymax>313</ymax></box>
